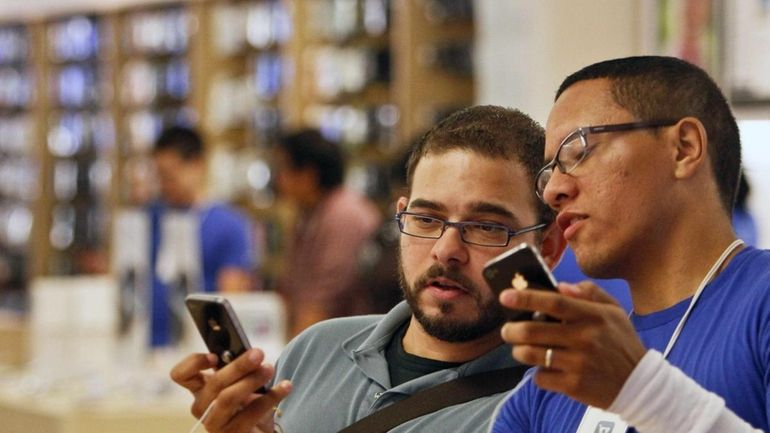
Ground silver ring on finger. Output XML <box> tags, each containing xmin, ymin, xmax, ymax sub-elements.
<box><xmin>544</xmin><ymin>347</ymin><xmax>554</xmax><ymax>369</ymax></box>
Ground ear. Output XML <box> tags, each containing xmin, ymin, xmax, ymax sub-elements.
<box><xmin>396</xmin><ymin>197</ymin><xmax>408</xmax><ymax>213</ymax></box>
<box><xmin>190</xmin><ymin>156</ymin><xmax>205</xmax><ymax>170</ymax></box>
<box><xmin>303</xmin><ymin>165</ymin><xmax>321</xmax><ymax>186</ymax></box>
<box><xmin>673</xmin><ymin>117</ymin><xmax>708</xmax><ymax>180</ymax></box>
<box><xmin>539</xmin><ymin>222</ymin><xmax>567</xmax><ymax>270</ymax></box>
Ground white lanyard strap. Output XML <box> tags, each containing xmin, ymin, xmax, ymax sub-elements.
<box><xmin>661</xmin><ymin>239</ymin><xmax>744</xmax><ymax>358</ymax></box>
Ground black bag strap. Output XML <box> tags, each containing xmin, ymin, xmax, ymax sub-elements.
<box><xmin>338</xmin><ymin>365</ymin><xmax>529</xmax><ymax>433</ymax></box>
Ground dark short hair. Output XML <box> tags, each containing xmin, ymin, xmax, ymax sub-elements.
<box><xmin>556</xmin><ymin>56</ymin><xmax>741</xmax><ymax>212</ymax></box>
<box><xmin>406</xmin><ymin>105</ymin><xmax>553</xmax><ymax>225</ymax></box>
<box><xmin>154</xmin><ymin>125</ymin><xmax>204</xmax><ymax>160</ymax></box>
<box><xmin>278</xmin><ymin>129</ymin><xmax>345</xmax><ymax>190</ymax></box>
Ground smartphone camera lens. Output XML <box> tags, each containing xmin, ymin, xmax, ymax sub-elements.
<box><xmin>222</xmin><ymin>350</ymin><xmax>234</xmax><ymax>364</ymax></box>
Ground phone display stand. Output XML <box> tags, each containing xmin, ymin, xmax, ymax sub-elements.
<box><xmin>112</xmin><ymin>208</ymin><xmax>151</xmax><ymax>366</ymax></box>
<box><xmin>218</xmin><ymin>292</ymin><xmax>287</xmax><ymax>364</ymax></box>
<box><xmin>157</xmin><ymin>211</ymin><xmax>202</xmax><ymax>348</ymax></box>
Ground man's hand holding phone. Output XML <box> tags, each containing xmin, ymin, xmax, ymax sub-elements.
<box><xmin>492</xmin><ymin>259</ymin><xmax>646</xmax><ymax>410</ymax></box>
<box><xmin>172</xmin><ymin>294</ymin><xmax>292</xmax><ymax>433</ymax></box>
<box><xmin>171</xmin><ymin>348</ymin><xmax>291</xmax><ymax>433</ymax></box>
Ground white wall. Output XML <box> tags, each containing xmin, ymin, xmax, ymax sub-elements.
<box><xmin>476</xmin><ymin>0</ymin><xmax>646</xmax><ymax>125</ymax></box>
<box><xmin>737</xmin><ymin>120</ymin><xmax>770</xmax><ymax>248</ymax></box>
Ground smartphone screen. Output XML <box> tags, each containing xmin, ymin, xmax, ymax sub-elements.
<box><xmin>185</xmin><ymin>294</ymin><xmax>251</xmax><ymax>368</ymax></box>
<box><xmin>483</xmin><ymin>242</ymin><xmax>558</xmax><ymax>321</ymax></box>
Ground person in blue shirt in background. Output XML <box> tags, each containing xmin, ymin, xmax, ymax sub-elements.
<box><xmin>732</xmin><ymin>170</ymin><xmax>758</xmax><ymax>247</ymax></box>
<box><xmin>553</xmin><ymin>248</ymin><xmax>631</xmax><ymax>312</ymax></box>
<box><xmin>149</xmin><ymin>126</ymin><xmax>254</xmax><ymax>347</ymax></box>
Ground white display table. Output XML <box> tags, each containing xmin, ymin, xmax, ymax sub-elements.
<box><xmin>0</xmin><ymin>391</ymin><xmax>194</xmax><ymax>433</ymax></box>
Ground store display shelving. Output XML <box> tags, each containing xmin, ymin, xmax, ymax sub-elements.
<box><xmin>0</xmin><ymin>0</ymin><xmax>477</xmax><ymax>293</ymax></box>
<box><xmin>0</xmin><ymin>24</ymin><xmax>37</xmax><ymax>306</ymax></box>
<box><xmin>40</xmin><ymin>14</ymin><xmax>116</xmax><ymax>276</ymax></box>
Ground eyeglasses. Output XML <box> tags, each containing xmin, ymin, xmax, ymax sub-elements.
<box><xmin>395</xmin><ymin>211</ymin><xmax>547</xmax><ymax>247</ymax></box>
<box><xmin>535</xmin><ymin>119</ymin><xmax>679</xmax><ymax>200</ymax></box>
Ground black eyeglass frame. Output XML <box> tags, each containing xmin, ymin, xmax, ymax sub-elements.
<box><xmin>394</xmin><ymin>211</ymin><xmax>547</xmax><ymax>248</ymax></box>
<box><xmin>535</xmin><ymin>119</ymin><xmax>680</xmax><ymax>200</ymax></box>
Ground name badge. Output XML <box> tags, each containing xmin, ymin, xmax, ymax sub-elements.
<box><xmin>575</xmin><ymin>406</ymin><xmax>629</xmax><ymax>433</ymax></box>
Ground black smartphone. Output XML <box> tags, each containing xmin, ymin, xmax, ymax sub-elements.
<box><xmin>483</xmin><ymin>242</ymin><xmax>558</xmax><ymax>322</ymax></box>
<box><xmin>185</xmin><ymin>294</ymin><xmax>252</xmax><ymax>368</ymax></box>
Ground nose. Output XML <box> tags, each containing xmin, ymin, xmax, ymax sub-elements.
<box><xmin>430</xmin><ymin>225</ymin><xmax>469</xmax><ymax>266</ymax></box>
<box><xmin>541</xmin><ymin>169</ymin><xmax>577</xmax><ymax>210</ymax></box>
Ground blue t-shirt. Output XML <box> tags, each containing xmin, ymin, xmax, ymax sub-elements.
<box><xmin>149</xmin><ymin>201</ymin><xmax>253</xmax><ymax>346</ymax></box>
<box><xmin>491</xmin><ymin>247</ymin><xmax>770</xmax><ymax>433</ymax></box>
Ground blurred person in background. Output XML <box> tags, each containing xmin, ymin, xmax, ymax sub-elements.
<box><xmin>357</xmin><ymin>144</ymin><xmax>414</xmax><ymax>314</ymax></box>
<box><xmin>553</xmin><ymin>247</ymin><xmax>631</xmax><ymax>311</ymax></box>
<box><xmin>733</xmin><ymin>169</ymin><xmax>758</xmax><ymax>246</ymax></box>
<box><xmin>149</xmin><ymin>125</ymin><xmax>253</xmax><ymax>347</ymax></box>
<box><xmin>274</xmin><ymin>129</ymin><xmax>381</xmax><ymax>337</ymax></box>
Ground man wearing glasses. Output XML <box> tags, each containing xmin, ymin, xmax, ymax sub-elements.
<box><xmin>491</xmin><ymin>56</ymin><xmax>769</xmax><ymax>433</ymax></box>
<box><xmin>170</xmin><ymin>105</ymin><xmax>567</xmax><ymax>433</ymax></box>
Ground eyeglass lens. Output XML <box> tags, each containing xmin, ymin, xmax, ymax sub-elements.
<box><xmin>536</xmin><ymin>131</ymin><xmax>588</xmax><ymax>197</ymax></box>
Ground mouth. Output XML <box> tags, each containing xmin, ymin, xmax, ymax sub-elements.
<box><xmin>557</xmin><ymin>211</ymin><xmax>587</xmax><ymax>240</ymax></box>
<box><xmin>423</xmin><ymin>277</ymin><xmax>472</xmax><ymax>301</ymax></box>
<box><xmin>426</xmin><ymin>277</ymin><xmax>468</xmax><ymax>292</ymax></box>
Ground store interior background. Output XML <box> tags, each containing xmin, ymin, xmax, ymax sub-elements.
<box><xmin>0</xmin><ymin>0</ymin><xmax>768</xmax><ymax>431</ymax></box>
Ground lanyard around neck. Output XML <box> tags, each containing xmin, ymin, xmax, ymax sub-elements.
<box><xmin>659</xmin><ymin>239</ymin><xmax>744</xmax><ymax>358</ymax></box>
